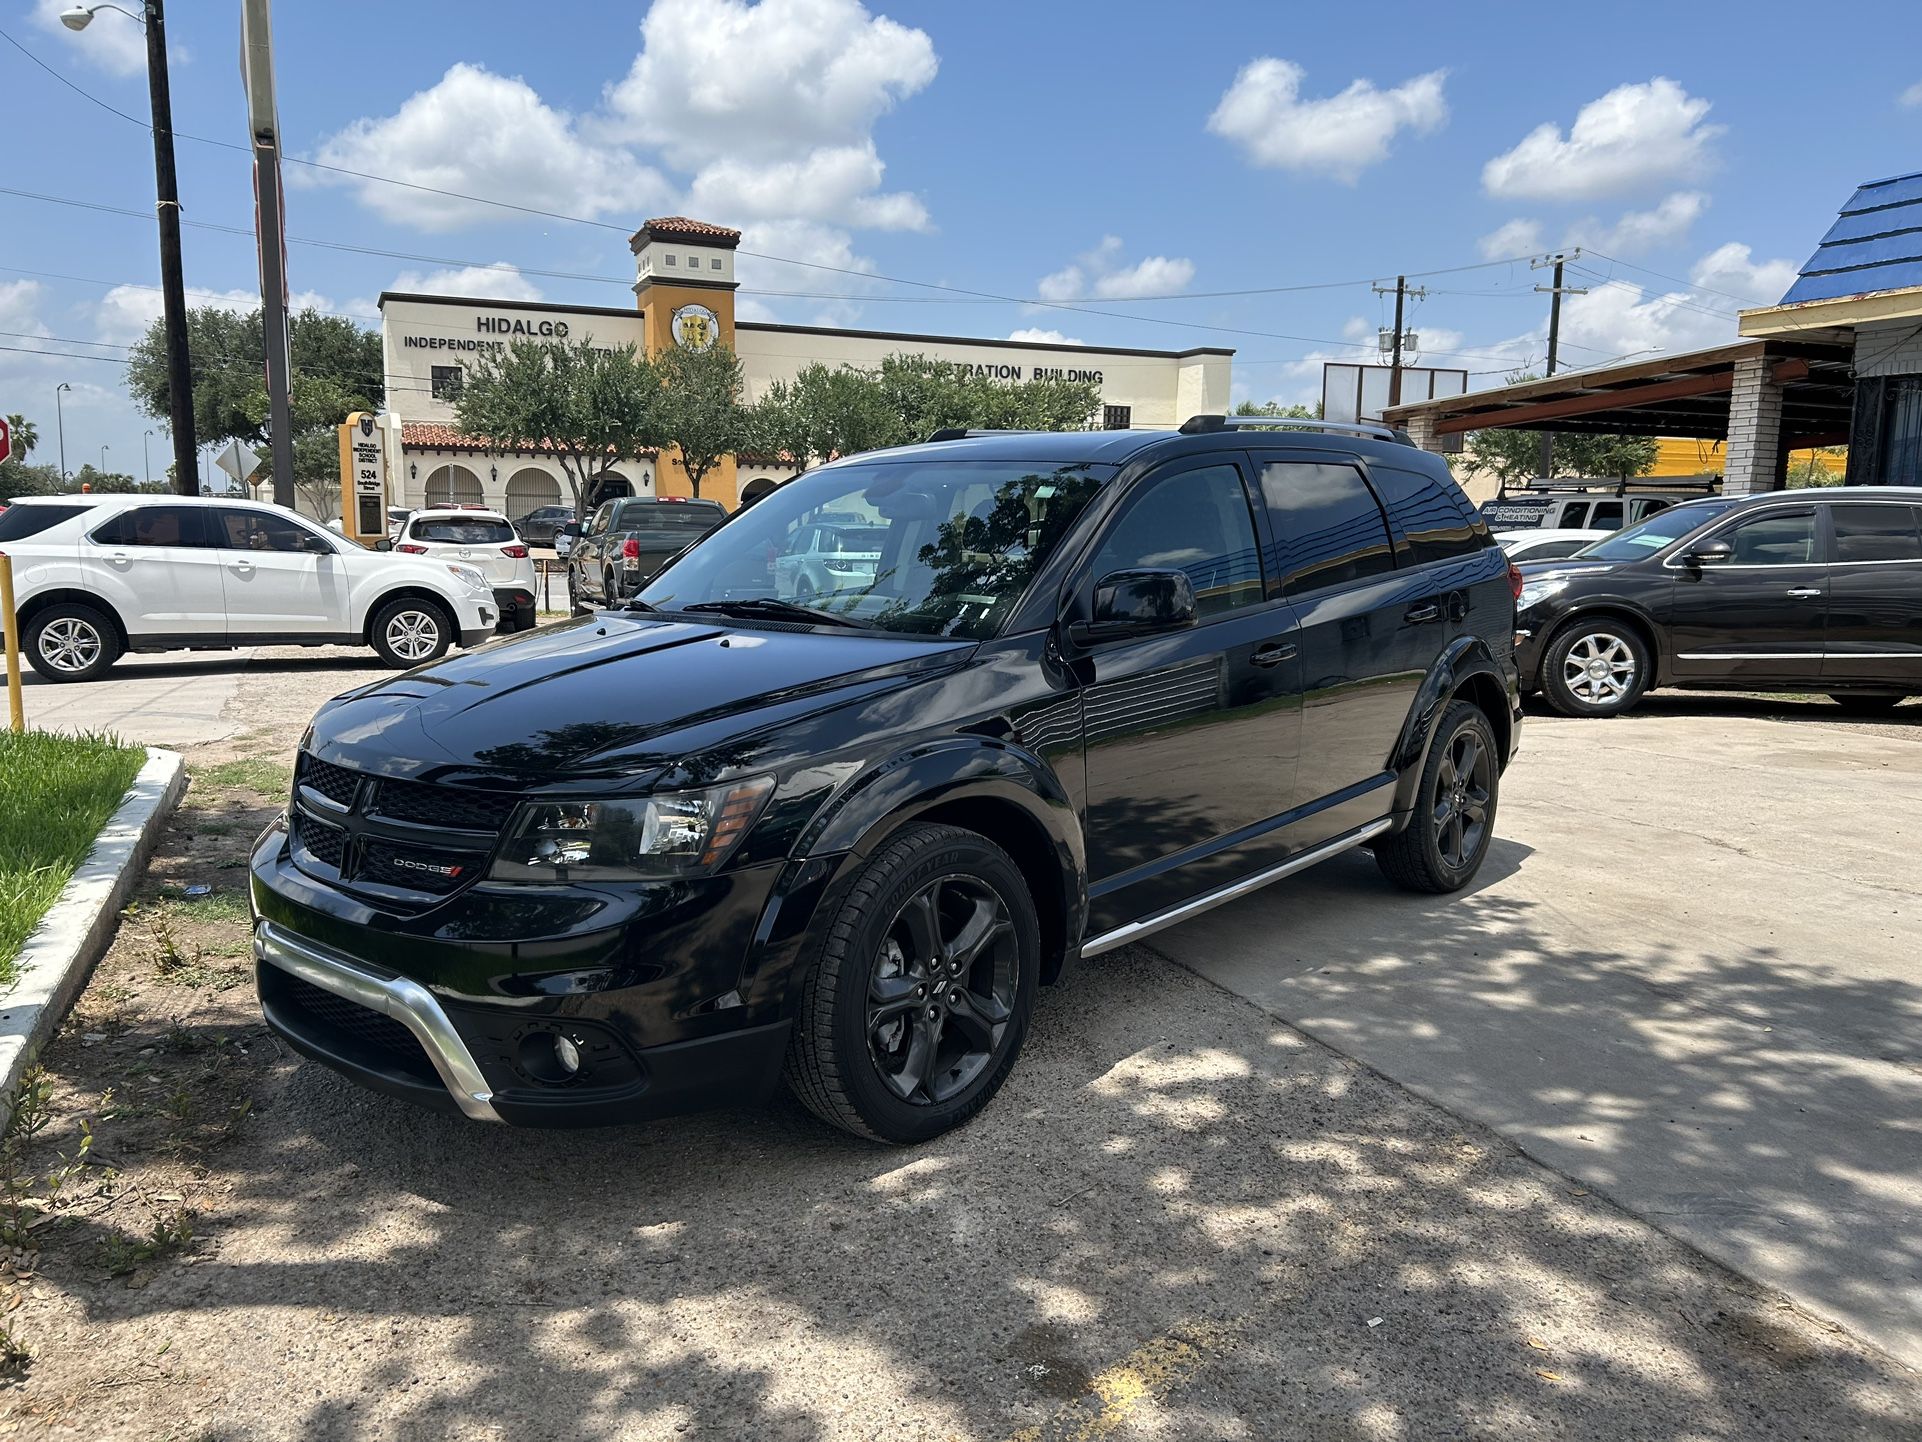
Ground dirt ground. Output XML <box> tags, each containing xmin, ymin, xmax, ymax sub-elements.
<box><xmin>0</xmin><ymin>653</ymin><xmax>1918</xmax><ymax>1439</ymax></box>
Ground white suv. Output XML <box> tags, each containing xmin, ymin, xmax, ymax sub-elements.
<box><xmin>0</xmin><ymin>494</ymin><xmax>500</xmax><ymax>682</ymax></box>
<box><xmin>387</xmin><ymin>509</ymin><xmax>538</xmax><ymax>632</ymax></box>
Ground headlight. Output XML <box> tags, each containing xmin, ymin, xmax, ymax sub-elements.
<box><xmin>447</xmin><ymin>563</ymin><xmax>489</xmax><ymax>593</ymax></box>
<box><xmin>1517</xmin><ymin>577</ymin><xmax>1570</xmax><ymax>611</ymax></box>
<box><xmin>488</xmin><ymin>776</ymin><xmax>775</xmax><ymax>882</ymax></box>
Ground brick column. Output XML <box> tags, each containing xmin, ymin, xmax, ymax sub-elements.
<box><xmin>1722</xmin><ymin>356</ymin><xmax>1785</xmax><ymax>495</ymax></box>
<box><xmin>1402</xmin><ymin>411</ymin><xmax>1444</xmax><ymax>454</ymax></box>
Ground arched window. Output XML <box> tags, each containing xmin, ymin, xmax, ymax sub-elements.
<box><xmin>503</xmin><ymin>467</ymin><xmax>562</xmax><ymax>521</ymax></box>
<box><xmin>740</xmin><ymin>476</ymin><xmax>782</xmax><ymax>507</ymax></box>
<box><xmin>425</xmin><ymin>463</ymin><xmax>483</xmax><ymax>508</ymax></box>
<box><xmin>588</xmin><ymin>470</ymin><xmax>633</xmax><ymax>507</ymax></box>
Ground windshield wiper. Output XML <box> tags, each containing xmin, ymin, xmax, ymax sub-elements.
<box><xmin>622</xmin><ymin>598</ymin><xmax>661</xmax><ymax>613</ymax></box>
<box><xmin>679</xmin><ymin>597</ymin><xmax>862</xmax><ymax>629</ymax></box>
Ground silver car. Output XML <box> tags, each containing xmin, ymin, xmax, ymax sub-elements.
<box><xmin>774</xmin><ymin>521</ymin><xmax>884</xmax><ymax>602</ymax></box>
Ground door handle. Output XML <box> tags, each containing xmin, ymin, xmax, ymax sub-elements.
<box><xmin>1785</xmin><ymin>586</ymin><xmax>1822</xmax><ymax>599</ymax></box>
<box><xmin>1404</xmin><ymin>603</ymin><xmax>1442</xmax><ymax>624</ymax></box>
<box><xmin>231</xmin><ymin>560</ymin><xmax>255</xmax><ymax>574</ymax></box>
<box><xmin>1250</xmin><ymin>640</ymin><xmax>1297</xmax><ymax>668</ymax></box>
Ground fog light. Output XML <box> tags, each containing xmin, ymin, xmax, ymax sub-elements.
<box><xmin>554</xmin><ymin>1033</ymin><xmax>581</xmax><ymax>1074</ymax></box>
<box><xmin>516</xmin><ymin>1028</ymin><xmax>585</xmax><ymax>1084</ymax></box>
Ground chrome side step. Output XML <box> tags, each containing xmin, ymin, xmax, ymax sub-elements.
<box><xmin>1078</xmin><ymin>817</ymin><xmax>1395</xmax><ymax>959</ymax></box>
<box><xmin>255</xmin><ymin>919</ymin><xmax>502</xmax><ymax>1123</ymax></box>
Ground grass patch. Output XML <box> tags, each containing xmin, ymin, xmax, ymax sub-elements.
<box><xmin>194</xmin><ymin>757</ymin><xmax>291</xmax><ymax>797</ymax></box>
<box><xmin>0</xmin><ymin>730</ymin><xmax>147</xmax><ymax>987</ymax></box>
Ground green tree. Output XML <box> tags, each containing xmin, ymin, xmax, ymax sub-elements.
<box><xmin>744</xmin><ymin>361</ymin><xmax>897</xmax><ymax>471</ymax></box>
<box><xmin>1786</xmin><ymin>445</ymin><xmax>1848</xmax><ymax>488</ymax></box>
<box><xmin>453</xmin><ymin>337</ymin><xmax>663</xmax><ymax>514</ymax></box>
<box><xmin>655</xmin><ymin>343</ymin><xmax>746</xmax><ymax>500</ymax></box>
<box><xmin>0</xmin><ymin>460</ymin><xmax>64</xmax><ymax>500</ymax></box>
<box><xmin>1233</xmin><ymin>400</ymin><xmax>1318</xmax><ymax>418</ymax></box>
<box><xmin>4</xmin><ymin>414</ymin><xmax>36</xmax><ymax>459</ymax></box>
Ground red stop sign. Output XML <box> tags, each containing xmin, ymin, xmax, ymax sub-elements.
<box><xmin>0</xmin><ymin>415</ymin><xmax>10</xmax><ymax>467</ymax></box>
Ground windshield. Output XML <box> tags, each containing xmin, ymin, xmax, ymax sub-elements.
<box><xmin>1574</xmin><ymin>500</ymin><xmax>1737</xmax><ymax>561</ymax></box>
<box><xmin>640</xmin><ymin>459</ymin><xmax>1113</xmax><ymax>638</ymax></box>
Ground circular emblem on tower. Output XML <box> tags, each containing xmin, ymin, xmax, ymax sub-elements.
<box><xmin>670</xmin><ymin>303</ymin><xmax>720</xmax><ymax>353</ymax></box>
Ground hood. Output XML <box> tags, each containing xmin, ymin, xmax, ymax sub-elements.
<box><xmin>1516</xmin><ymin>558</ymin><xmax>1618</xmax><ymax>582</ymax></box>
<box><xmin>308</xmin><ymin>612</ymin><xmax>970</xmax><ymax>783</ymax></box>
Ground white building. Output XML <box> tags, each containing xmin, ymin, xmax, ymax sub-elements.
<box><xmin>377</xmin><ymin>216</ymin><xmax>1233</xmax><ymax>517</ymax></box>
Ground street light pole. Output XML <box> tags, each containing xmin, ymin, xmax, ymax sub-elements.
<box><xmin>144</xmin><ymin>429</ymin><xmax>153</xmax><ymax>483</ymax></box>
<box><xmin>62</xmin><ymin>2</ymin><xmax>199</xmax><ymax>496</ymax></box>
<box><xmin>54</xmin><ymin>382</ymin><xmax>71</xmax><ymax>481</ymax></box>
<box><xmin>100</xmin><ymin>444</ymin><xmax>110</xmax><ymax>477</ymax></box>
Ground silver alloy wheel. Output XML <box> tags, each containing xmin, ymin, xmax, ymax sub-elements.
<box><xmin>384</xmin><ymin>609</ymin><xmax>441</xmax><ymax>662</ymax></box>
<box><xmin>1562</xmin><ymin>631</ymin><xmax>1637</xmax><ymax>705</ymax></box>
<box><xmin>37</xmin><ymin>616</ymin><xmax>103</xmax><ymax>674</ymax></box>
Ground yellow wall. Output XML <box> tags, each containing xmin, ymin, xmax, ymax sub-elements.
<box><xmin>1649</xmin><ymin>437</ymin><xmax>1846</xmax><ymax>481</ymax></box>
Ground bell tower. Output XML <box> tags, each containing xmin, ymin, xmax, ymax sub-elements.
<box><xmin>633</xmin><ymin>216</ymin><xmax>742</xmax><ymax>503</ymax></box>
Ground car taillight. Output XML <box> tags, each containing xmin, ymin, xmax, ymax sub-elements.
<box><xmin>397</xmin><ymin>543</ymin><xmax>428</xmax><ymax>554</ymax></box>
<box><xmin>502</xmin><ymin>544</ymin><xmax>529</xmax><ymax>558</ymax></box>
<box><xmin>622</xmin><ymin>538</ymin><xmax>640</xmax><ymax>558</ymax></box>
<box><xmin>1508</xmin><ymin>563</ymin><xmax>1524</xmax><ymax>601</ymax></box>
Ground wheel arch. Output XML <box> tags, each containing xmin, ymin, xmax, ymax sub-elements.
<box><xmin>360</xmin><ymin>586</ymin><xmax>458</xmax><ymax>646</ymax></box>
<box><xmin>1542</xmin><ymin>603</ymin><xmax>1666</xmax><ymax>686</ymax></box>
<box><xmin>801</xmin><ymin>742</ymin><xmax>1086</xmax><ymax>986</ymax></box>
<box><xmin>1390</xmin><ymin>636</ymin><xmax>1518</xmax><ymax>815</ymax></box>
<box><xmin>15</xmin><ymin>588</ymin><xmax>130</xmax><ymax>649</ymax></box>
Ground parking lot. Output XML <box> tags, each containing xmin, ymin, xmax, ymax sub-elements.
<box><xmin>5</xmin><ymin>651</ymin><xmax>1920</xmax><ymax>1437</ymax></box>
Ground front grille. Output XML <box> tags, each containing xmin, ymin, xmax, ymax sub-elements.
<box><xmin>297</xmin><ymin>754</ymin><xmax>360</xmax><ymax>808</ymax></box>
<box><xmin>293</xmin><ymin>810</ymin><xmax>346</xmax><ymax>870</ymax></box>
<box><xmin>357</xmin><ymin>839</ymin><xmax>486</xmax><ymax>895</ymax></box>
<box><xmin>371</xmin><ymin>775</ymin><xmax>519</xmax><ymax>831</ymax></box>
<box><xmin>276</xmin><ymin>972</ymin><xmax>435</xmax><ymax>1081</ymax></box>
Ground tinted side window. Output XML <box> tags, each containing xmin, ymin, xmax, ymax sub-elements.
<box><xmin>218</xmin><ymin>508</ymin><xmax>331</xmax><ymax>553</ymax></box>
<box><xmin>1259</xmin><ymin>462</ymin><xmax>1396</xmax><ymax>596</ymax></box>
<box><xmin>1558</xmin><ymin>502</ymin><xmax>1590</xmax><ymax>528</ymax></box>
<box><xmin>89</xmin><ymin>506</ymin><xmax>212</xmax><ymax>548</ymax></box>
<box><xmin>1091</xmin><ymin>464</ymin><xmax>1264</xmax><ymax>619</ymax></box>
<box><xmin>588</xmin><ymin>503</ymin><xmax>615</xmax><ymax>534</ymax></box>
<box><xmin>1726</xmin><ymin>510</ymin><xmax>1817</xmax><ymax>565</ymax></box>
<box><xmin>1831</xmin><ymin>504</ymin><xmax>1922</xmax><ymax>563</ymax></box>
<box><xmin>0</xmin><ymin>504</ymin><xmax>90</xmax><ymax>541</ymax></box>
<box><xmin>1589</xmin><ymin>501</ymin><xmax>1624</xmax><ymax>531</ymax></box>
<box><xmin>1369</xmin><ymin>465</ymin><xmax>1485</xmax><ymax>565</ymax></box>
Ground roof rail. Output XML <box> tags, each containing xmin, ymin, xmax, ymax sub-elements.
<box><xmin>924</xmin><ymin>427</ymin><xmax>1035</xmax><ymax>442</ymax></box>
<box><xmin>1514</xmin><ymin>475</ymin><xmax>1721</xmax><ymax>494</ymax></box>
<box><xmin>1178</xmin><ymin>414</ymin><xmax>1410</xmax><ymax>446</ymax></box>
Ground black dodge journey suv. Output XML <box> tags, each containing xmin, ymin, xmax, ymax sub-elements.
<box><xmin>252</xmin><ymin>417</ymin><xmax>1522</xmax><ymax>1142</ymax></box>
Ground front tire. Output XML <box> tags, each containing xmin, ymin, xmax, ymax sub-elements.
<box><xmin>1376</xmin><ymin>699</ymin><xmax>1500</xmax><ymax>894</ymax></box>
<box><xmin>1541</xmin><ymin>620</ymin><xmax>1651</xmax><ymax>717</ymax></box>
<box><xmin>1829</xmin><ymin>693</ymin><xmax>1906</xmax><ymax>715</ymax></box>
<box><xmin>24</xmin><ymin>602</ymin><xmax>121</xmax><ymax>683</ymax></box>
<box><xmin>785</xmin><ymin>823</ymin><xmax>1039</xmax><ymax>1144</ymax></box>
<box><xmin>368</xmin><ymin>597</ymin><xmax>453</xmax><ymax>669</ymax></box>
<box><xmin>568</xmin><ymin>570</ymin><xmax>589</xmax><ymax>618</ymax></box>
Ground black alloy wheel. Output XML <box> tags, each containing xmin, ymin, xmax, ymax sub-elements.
<box><xmin>1376</xmin><ymin>699</ymin><xmax>1500</xmax><ymax>894</ymax></box>
<box><xmin>865</xmin><ymin>874</ymin><xmax>1018</xmax><ymax>1106</ymax></box>
<box><xmin>786</xmin><ymin>823</ymin><xmax>1039</xmax><ymax>1143</ymax></box>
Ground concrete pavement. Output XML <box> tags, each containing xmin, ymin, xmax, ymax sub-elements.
<box><xmin>1153</xmin><ymin>700</ymin><xmax>1922</xmax><ymax>1367</ymax></box>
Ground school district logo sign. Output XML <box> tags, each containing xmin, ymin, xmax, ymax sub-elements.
<box><xmin>671</xmin><ymin>303</ymin><xmax>719</xmax><ymax>353</ymax></box>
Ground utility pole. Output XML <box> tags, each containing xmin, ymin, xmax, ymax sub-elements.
<box><xmin>241</xmin><ymin>0</ymin><xmax>296</xmax><ymax>509</ymax></box>
<box><xmin>1532</xmin><ymin>250</ymin><xmax>1589</xmax><ymax>479</ymax></box>
<box><xmin>1373</xmin><ymin>276</ymin><xmax>1428</xmax><ymax>408</ymax></box>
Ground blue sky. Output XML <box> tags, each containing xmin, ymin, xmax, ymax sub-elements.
<box><xmin>4</xmin><ymin>0</ymin><xmax>1921</xmax><ymax>483</ymax></box>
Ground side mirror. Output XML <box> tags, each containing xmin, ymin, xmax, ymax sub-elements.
<box><xmin>1070</xmin><ymin>568</ymin><xmax>1198</xmax><ymax>645</ymax></box>
<box><xmin>372</xmin><ymin>538</ymin><xmax>394</xmax><ymax>552</ymax></box>
<box><xmin>1682</xmin><ymin>538</ymin><xmax>1733</xmax><ymax>568</ymax></box>
<box><xmin>559</xmin><ymin>521</ymin><xmax>582</xmax><ymax>539</ymax></box>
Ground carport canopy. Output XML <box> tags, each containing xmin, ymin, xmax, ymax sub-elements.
<box><xmin>1380</xmin><ymin>338</ymin><xmax>1855</xmax><ymax>448</ymax></box>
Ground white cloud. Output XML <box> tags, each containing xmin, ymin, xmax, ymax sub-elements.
<box><xmin>602</xmin><ymin>0</ymin><xmax>936</xmax><ymax>167</ymax></box>
<box><xmin>31</xmin><ymin>0</ymin><xmax>145</xmax><ymax>76</ymax></box>
<box><xmin>1033</xmin><ymin>237</ymin><xmax>1193</xmax><ymax>303</ymax></box>
<box><xmin>1689</xmin><ymin>241</ymin><xmax>1798</xmax><ymax>307</ymax></box>
<box><xmin>1570</xmin><ymin>191</ymin><xmax>1707</xmax><ymax>253</ymax></box>
<box><xmin>687</xmin><ymin>144</ymin><xmax>927</xmax><ymax>232</ymax></box>
<box><xmin>310</xmin><ymin>64</ymin><xmax>669</xmax><ymax>231</ymax></box>
<box><xmin>1900</xmin><ymin>80</ymin><xmax>1922</xmax><ymax>107</ymax></box>
<box><xmin>1479</xmin><ymin>218</ymin><xmax>1544</xmax><ymax>261</ymax></box>
<box><xmin>1207</xmin><ymin>59</ymin><xmax>1447</xmax><ymax>182</ymax></box>
<box><xmin>387</xmin><ymin>263</ymin><xmax>543</xmax><ymax>302</ymax></box>
<box><xmin>1006</xmin><ymin>328</ymin><xmax>1085</xmax><ymax>346</ymax></box>
<box><xmin>733</xmin><ymin>219</ymin><xmax>878</xmax><ymax>326</ymax></box>
<box><xmin>93</xmin><ymin>283</ymin><xmax>334</xmax><ymax>346</ymax></box>
<box><xmin>1483</xmin><ymin>78</ymin><xmax>1722</xmax><ymax>202</ymax></box>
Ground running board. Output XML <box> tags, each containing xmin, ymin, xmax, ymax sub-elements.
<box><xmin>1078</xmin><ymin>818</ymin><xmax>1396</xmax><ymax>959</ymax></box>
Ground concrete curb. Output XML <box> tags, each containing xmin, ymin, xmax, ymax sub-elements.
<box><xmin>0</xmin><ymin>747</ymin><xmax>186</xmax><ymax>1116</ymax></box>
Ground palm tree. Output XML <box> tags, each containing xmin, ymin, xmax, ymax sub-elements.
<box><xmin>4</xmin><ymin>414</ymin><xmax>36</xmax><ymax>459</ymax></box>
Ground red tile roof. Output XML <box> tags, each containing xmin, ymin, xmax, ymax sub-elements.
<box><xmin>631</xmin><ymin>216</ymin><xmax>743</xmax><ymax>249</ymax></box>
<box><xmin>400</xmin><ymin>423</ymin><xmax>656</xmax><ymax>459</ymax></box>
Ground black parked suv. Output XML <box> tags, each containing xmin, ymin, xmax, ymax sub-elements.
<box><xmin>566</xmin><ymin>496</ymin><xmax>727</xmax><ymax>611</ymax></box>
<box><xmin>1515</xmin><ymin>487</ymin><xmax>1922</xmax><ymax>717</ymax></box>
<box><xmin>251</xmin><ymin>418</ymin><xmax>1522</xmax><ymax>1142</ymax></box>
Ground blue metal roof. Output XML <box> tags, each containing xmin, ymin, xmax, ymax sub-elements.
<box><xmin>1780</xmin><ymin>170</ymin><xmax>1922</xmax><ymax>305</ymax></box>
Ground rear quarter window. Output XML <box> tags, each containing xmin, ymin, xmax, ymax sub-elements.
<box><xmin>0</xmin><ymin>504</ymin><xmax>91</xmax><ymax>541</ymax></box>
<box><xmin>1370</xmin><ymin>465</ymin><xmax>1488</xmax><ymax>565</ymax></box>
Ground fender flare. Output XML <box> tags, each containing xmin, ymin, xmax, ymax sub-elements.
<box><xmin>1389</xmin><ymin>635</ymin><xmax>1514</xmax><ymax>814</ymax></box>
